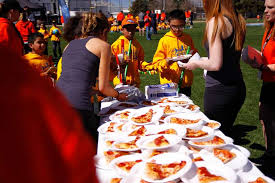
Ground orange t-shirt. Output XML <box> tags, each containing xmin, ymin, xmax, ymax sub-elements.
<box><xmin>261</xmin><ymin>28</ymin><xmax>275</xmax><ymax>82</ymax></box>
<box><xmin>15</xmin><ymin>20</ymin><xmax>36</xmax><ymax>43</ymax></box>
<box><xmin>117</xmin><ymin>12</ymin><xmax>124</xmax><ymax>21</ymax></box>
<box><xmin>0</xmin><ymin>18</ymin><xmax>23</xmax><ymax>55</ymax></box>
<box><xmin>0</xmin><ymin>47</ymin><xmax>99</xmax><ymax>183</ymax></box>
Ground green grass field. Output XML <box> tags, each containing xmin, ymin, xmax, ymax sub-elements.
<box><xmin>49</xmin><ymin>21</ymin><xmax>266</xmax><ymax>159</ymax></box>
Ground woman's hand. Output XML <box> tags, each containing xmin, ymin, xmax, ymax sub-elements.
<box><xmin>182</xmin><ymin>60</ymin><xmax>198</xmax><ymax>70</ymax></box>
<box><xmin>116</xmin><ymin>93</ymin><xmax>128</xmax><ymax>101</ymax></box>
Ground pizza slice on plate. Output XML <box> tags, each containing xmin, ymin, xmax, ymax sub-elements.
<box><xmin>110</xmin><ymin>178</ymin><xmax>122</xmax><ymax>183</ymax></box>
<box><xmin>192</xmin><ymin>156</ymin><xmax>204</xmax><ymax>162</ymax></box>
<box><xmin>157</xmin><ymin>98</ymin><xmax>168</xmax><ymax>103</ymax></box>
<box><xmin>197</xmin><ymin>167</ymin><xmax>226</xmax><ymax>183</ymax></box>
<box><xmin>186</xmin><ymin>128</ymin><xmax>208</xmax><ymax>138</ymax></box>
<box><xmin>116</xmin><ymin>159</ymin><xmax>142</xmax><ymax>172</ymax></box>
<box><xmin>213</xmin><ymin>148</ymin><xmax>236</xmax><ymax>164</ymax></box>
<box><xmin>187</xmin><ymin>104</ymin><xmax>199</xmax><ymax>111</ymax></box>
<box><xmin>107</xmin><ymin>122</ymin><xmax>116</xmax><ymax>132</ymax></box>
<box><xmin>116</xmin><ymin>124</ymin><xmax>124</xmax><ymax>132</ymax></box>
<box><xmin>205</xmin><ymin>122</ymin><xmax>220</xmax><ymax>129</ymax></box>
<box><xmin>105</xmin><ymin>140</ymin><xmax>115</xmax><ymax>147</ymax></box>
<box><xmin>157</xmin><ymin>128</ymin><xmax>177</xmax><ymax>135</ymax></box>
<box><xmin>142</xmin><ymin>101</ymin><xmax>157</xmax><ymax>106</ymax></box>
<box><xmin>163</xmin><ymin>105</ymin><xmax>176</xmax><ymax>114</ymax></box>
<box><xmin>115</xmin><ymin>137</ymin><xmax>140</xmax><ymax>149</ymax></box>
<box><xmin>170</xmin><ymin>117</ymin><xmax>200</xmax><ymax>125</ymax></box>
<box><xmin>131</xmin><ymin>109</ymin><xmax>154</xmax><ymax>123</ymax></box>
<box><xmin>116</xmin><ymin>111</ymin><xmax>131</xmax><ymax>119</ymax></box>
<box><xmin>193</xmin><ymin>136</ymin><xmax>225</xmax><ymax>146</ymax></box>
<box><xmin>149</xmin><ymin>150</ymin><xmax>167</xmax><ymax>158</ymax></box>
<box><xmin>104</xmin><ymin>151</ymin><xmax>130</xmax><ymax>163</ymax></box>
<box><xmin>248</xmin><ymin>177</ymin><xmax>267</xmax><ymax>183</ymax></box>
<box><xmin>147</xmin><ymin>135</ymin><xmax>170</xmax><ymax>147</ymax></box>
<box><xmin>145</xmin><ymin>160</ymin><xmax>186</xmax><ymax>180</ymax></box>
<box><xmin>129</xmin><ymin>126</ymin><xmax>147</xmax><ymax>136</ymax></box>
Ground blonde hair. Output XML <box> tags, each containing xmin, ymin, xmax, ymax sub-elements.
<box><xmin>203</xmin><ymin>0</ymin><xmax>246</xmax><ymax>51</ymax></box>
<box><xmin>81</xmin><ymin>12</ymin><xmax>110</xmax><ymax>38</ymax></box>
<box><xmin>264</xmin><ymin>17</ymin><xmax>275</xmax><ymax>40</ymax></box>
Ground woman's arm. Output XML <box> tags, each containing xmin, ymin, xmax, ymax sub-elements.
<box><xmin>183</xmin><ymin>18</ymin><xmax>225</xmax><ymax>71</ymax></box>
<box><xmin>87</xmin><ymin>39</ymin><xmax>127</xmax><ymax>100</ymax></box>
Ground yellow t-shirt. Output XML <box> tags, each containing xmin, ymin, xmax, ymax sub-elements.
<box><xmin>144</xmin><ymin>31</ymin><xmax>197</xmax><ymax>88</ymax></box>
<box><xmin>23</xmin><ymin>52</ymin><xmax>53</xmax><ymax>73</ymax></box>
<box><xmin>111</xmin><ymin>35</ymin><xmax>145</xmax><ymax>87</ymax></box>
<box><xmin>49</xmin><ymin>26</ymin><xmax>62</xmax><ymax>42</ymax></box>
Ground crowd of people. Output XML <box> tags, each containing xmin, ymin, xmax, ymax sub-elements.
<box><xmin>0</xmin><ymin>0</ymin><xmax>274</xmax><ymax>181</ymax></box>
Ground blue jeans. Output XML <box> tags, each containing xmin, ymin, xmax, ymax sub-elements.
<box><xmin>146</xmin><ymin>26</ymin><xmax>151</xmax><ymax>40</ymax></box>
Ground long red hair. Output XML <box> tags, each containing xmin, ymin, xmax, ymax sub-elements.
<box><xmin>203</xmin><ymin>0</ymin><xmax>246</xmax><ymax>51</ymax></box>
<box><xmin>264</xmin><ymin>18</ymin><xmax>275</xmax><ymax>40</ymax></box>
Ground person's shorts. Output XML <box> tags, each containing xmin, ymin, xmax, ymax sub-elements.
<box><xmin>138</xmin><ymin>21</ymin><xmax>145</xmax><ymax>28</ymax></box>
<box><xmin>118</xmin><ymin>21</ymin><xmax>122</xmax><ymax>26</ymax></box>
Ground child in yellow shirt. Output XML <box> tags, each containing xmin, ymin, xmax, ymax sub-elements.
<box><xmin>144</xmin><ymin>9</ymin><xmax>197</xmax><ymax>97</ymax></box>
<box><xmin>38</xmin><ymin>23</ymin><xmax>49</xmax><ymax>55</ymax></box>
<box><xmin>49</xmin><ymin>20</ymin><xmax>62</xmax><ymax>59</ymax></box>
<box><xmin>111</xmin><ymin>17</ymin><xmax>146</xmax><ymax>87</ymax></box>
<box><xmin>24</xmin><ymin>33</ymin><xmax>56</xmax><ymax>81</ymax></box>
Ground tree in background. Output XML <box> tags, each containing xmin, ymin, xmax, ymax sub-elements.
<box><xmin>130</xmin><ymin>0</ymin><xmax>148</xmax><ymax>16</ymax></box>
<box><xmin>235</xmin><ymin>0</ymin><xmax>265</xmax><ymax>18</ymax></box>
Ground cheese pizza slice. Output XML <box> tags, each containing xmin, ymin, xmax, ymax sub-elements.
<box><xmin>157</xmin><ymin>128</ymin><xmax>177</xmax><ymax>135</ymax></box>
<box><xmin>213</xmin><ymin>148</ymin><xmax>236</xmax><ymax>164</ymax></box>
<box><xmin>170</xmin><ymin>117</ymin><xmax>200</xmax><ymax>125</ymax></box>
<box><xmin>149</xmin><ymin>150</ymin><xmax>167</xmax><ymax>158</ymax></box>
<box><xmin>116</xmin><ymin>111</ymin><xmax>131</xmax><ymax>119</ymax></box>
<box><xmin>115</xmin><ymin>137</ymin><xmax>140</xmax><ymax>150</ymax></box>
<box><xmin>193</xmin><ymin>136</ymin><xmax>225</xmax><ymax>146</ymax></box>
<box><xmin>163</xmin><ymin>105</ymin><xmax>176</xmax><ymax>114</ymax></box>
<box><xmin>197</xmin><ymin>167</ymin><xmax>226</xmax><ymax>183</ymax></box>
<box><xmin>129</xmin><ymin>126</ymin><xmax>147</xmax><ymax>136</ymax></box>
<box><xmin>147</xmin><ymin>135</ymin><xmax>170</xmax><ymax>147</ymax></box>
<box><xmin>187</xmin><ymin>104</ymin><xmax>199</xmax><ymax>111</ymax></box>
<box><xmin>205</xmin><ymin>122</ymin><xmax>220</xmax><ymax>129</ymax></box>
<box><xmin>110</xmin><ymin>178</ymin><xmax>122</xmax><ymax>183</ymax></box>
<box><xmin>131</xmin><ymin>109</ymin><xmax>154</xmax><ymax>123</ymax></box>
<box><xmin>116</xmin><ymin>159</ymin><xmax>142</xmax><ymax>172</ymax></box>
<box><xmin>248</xmin><ymin>177</ymin><xmax>268</xmax><ymax>183</ymax></box>
<box><xmin>186</xmin><ymin>128</ymin><xmax>208</xmax><ymax>138</ymax></box>
<box><xmin>104</xmin><ymin>151</ymin><xmax>130</xmax><ymax>163</ymax></box>
<box><xmin>107</xmin><ymin>122</ymin><xmax>116</xmax><ymax>132</ymax></box>
<box><xmin>146</xmin><ymin>161</ymin><xmax>186</xmax><ymax>180</ymax></box>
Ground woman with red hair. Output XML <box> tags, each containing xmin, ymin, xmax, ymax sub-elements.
<box><xmin>183</xmin><ymin>0</ymin><xmax>247</xmax><ymax>136</ymax></box>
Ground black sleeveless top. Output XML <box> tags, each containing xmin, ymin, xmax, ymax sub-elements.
<box><xmin>56</xmin><ymin>37</ymin><xmax>100</xmax><ymax>111</ymax></box>
<box><xmin>205</xmin><ymin>17</ymin><xmax>243</xmax><ymax>87</ymax></box>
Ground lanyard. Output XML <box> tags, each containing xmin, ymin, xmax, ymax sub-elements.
<box><xmin>262</xmin><ymin>28</ymin><xmax>273</xmax><ymax>56</ymax></box>
<box><xmin>123</xmin><ymin>40</ymin><xmax>132</xmax><ymax>83</ymax></box>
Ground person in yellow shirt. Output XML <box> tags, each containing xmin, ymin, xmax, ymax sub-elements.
<box><xmin>49</xmin><ymin>20</ymin><xmax>62</xmax><ymax>59</ymax></box>
<box><xmin>108</xmin><ymin>15</ymin><xmax>115</xmax><ymax>24</ymax></box>
<box><xmin>38</xmin><ymin>23</ymin><xmax>49</xmax><ymax>55</ymax></box>
<box><xmin>111</xmin><ymin>17</ymin><xmax>146</xmax><ymax>87</ymax></box>
<box><xmin>23</xmin><ymin>33</ymin><xmax>56</xmax><ymax>82</ymax></box>
<box><xmin>144</xmin><ymin>9</ymin><xmax>197</xmax><ymax>97</ymax></box>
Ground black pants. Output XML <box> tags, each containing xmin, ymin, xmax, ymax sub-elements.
<box><xmin>179</xmin><ymin>87</ymin><xmax>191</xmax><ymax>97</ymax></box>
<box><xmin>75</xmin><ymin>108</ymin><xmax>100</xmax><ymax>144</ymax></box>
<box><xmin>52</xmin><ymin>41</ymin><xmax>61</xmax><ymax>58</ymax></box>
<box><xmin>204</xmin><ymin>81</ymin><xmax>246</xmax><ymax>136</ymax></box>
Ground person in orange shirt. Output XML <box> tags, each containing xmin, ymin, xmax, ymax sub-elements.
<box><xmin>0</xmin><ymin>46</ymin><xmax>99</xmax><ymax>183</ymax></box>
<box><xmin>16</xmin><ymin>11</ymin><xmax>36</xmax><ymax>53</ymax></box>
<box><xmin>160</xmin><ymin>11</ymin><xmax>166</xmax><ymax>22</ymax></box>
<box><xmin>0</xmin><ymin>0</ymin><xmax>23</xmax><ymax>55</ymax></box>
<box><xmin>117</xmin><ymin>11</ymin><xmax>124</xmax><ymax>26</ymax></box>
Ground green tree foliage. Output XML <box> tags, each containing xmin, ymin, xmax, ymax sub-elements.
<box><xmin>235</xmin><ymin>0</ymin><xmax>265</xmax><ymax>18</ymax></box>
<box><xmin>130</xmin><ymin>0</ymin><xmax>148</xmax><ymax>16</ymax></box>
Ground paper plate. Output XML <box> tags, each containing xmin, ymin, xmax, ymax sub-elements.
<box><xmin>139</xmin><ymin>100</ymin><xmax>158</xmax><ymax>106</ymax></box>
<box><xmin>199</xmin><ymin>144</ymin><xmax>249</xmax><ymax>171</ymax></box>
<box><xmin>110</xmin><ymin>154</ymin><xmax>143</xmax><ymax>177</ymax></box>
<box><xmin>183</xmin><ymin>126</ymin><xmax>214</xmax><ymax>140</ymax></box>
<box><xmin>158</xmin><ymin>104</ymin><xmax>188</xmax><ymax>116</ymax></box>
<box><xmin>145</xmin><ymin>123</ymin><xmax>186</xmax><ymax>138</ymax></box>
<box><xmin>109</xmin><ymin>108</ymin><xmax>135</xmax><ymax>122</ymax></box>
<box><xmin>136</xmin><ymin>134</ymin><xmax>182</xmax><ymax>150</ymax></box>
<box><xmin>129</xmin><ymin>106</ymin><xmax>163</xmax><ymax>125</ymax></box>
<box><xmin>140</xmin><ymin>152</ymin><xmax>192</xmax><ymax>183</ymax></box>
<box><xmin>188</xmin><ymin>133</ymin><xmax>234</xmax><ymax>149</ymax></box>
<box><xmin>98</xmin><ymin>101</ymin><xmax>138</xmax><ymax>116</ymax></box>
<box><xmin>164</xmin><ymin>113</ymin><xmax>204</xmax><ymax>128</ymax></box>
<box><xmin>110</xmin><ymin>136</ymin><xmax>141</xmax><ymax>152</ymax></box>
<box><xmin>181</xmin><ymin>161</ymin><xmax>238</xmax><ymax>183</ymax></box>
<box><xmin>202</xmin><ymin>120</ymin><xmax>221</xmax><ymax>130</ymax></box>
<box><xmin>94</xmin><ymin>154</ymin><xmax>112</xmax><ymax>170</ymax></box>
<box><xmin>97</xmin><ymin>121</ymin><xmax>125</xmax><ymax>134</ymax></box>
<box><xmin>184</xmin><ymin>103</ymin><xmax>201</xmax><ymax>113</ymax></box>
<box><xmin>172</xmin><ymin>54</ymin><xmax>192</xmax><ymax>61</ymax></box>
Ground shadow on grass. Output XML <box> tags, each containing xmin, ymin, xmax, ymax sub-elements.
<box><xmin>250</xmin><ymin>143</ymin><xmax>266</xmax><ymax>151</ymax></box>
<box><xmin>231</xmin><ymin>124</ymin><xmax>257</xmax><ymax>145</ymax></box>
